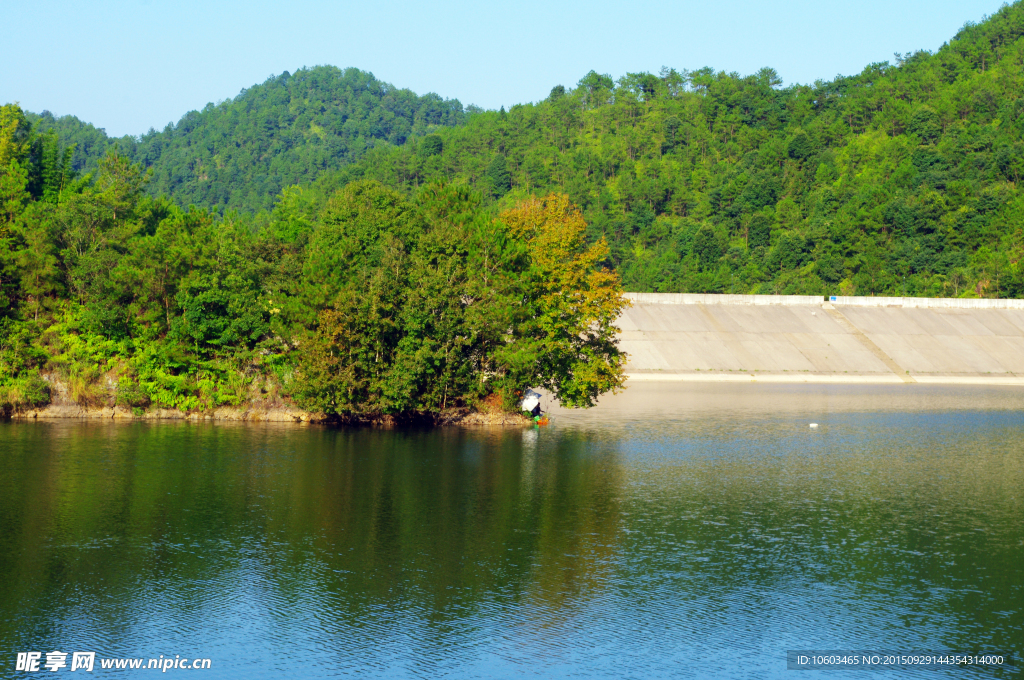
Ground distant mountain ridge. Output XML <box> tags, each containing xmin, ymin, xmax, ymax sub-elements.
<box><xmin>19</xmin><ymin>1</ymin><xmax>1024</xmax><ymax>299</ymax></box>
<box><xmin>28</xmin><ymin>66</ymin><xmax>468</xmax><ymax>211</ymax></box>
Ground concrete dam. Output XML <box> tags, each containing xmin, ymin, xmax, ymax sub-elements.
<box><xmin>618</xmin><ymin>293</ymin><xmax>1024</xmax><ymax>385</ymax></box>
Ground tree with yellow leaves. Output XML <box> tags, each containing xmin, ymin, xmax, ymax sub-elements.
<box><xmin>499</xmin><ymin>193</ymin><xmax>629</xmax><ymax>408</ymax></box>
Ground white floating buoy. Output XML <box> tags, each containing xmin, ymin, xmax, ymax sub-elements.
<box><xmin>809</xmin><ymin>423</ymin><xmax>819</xmax><ymax>428</ymax></box>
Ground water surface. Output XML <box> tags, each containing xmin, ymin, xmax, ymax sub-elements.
<box><xmin>1</xmin><ymin>384</ymin><xmax>1021</xmax><ymax>678</ymax></box>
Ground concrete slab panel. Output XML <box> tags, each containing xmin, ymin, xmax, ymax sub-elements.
<box><xmin>898</xmin><ymin>332</ymin><xmax>950</xmax><ymax>352</ymax></box>
<box><xmin>794</xmin><ymin>347</ymin><xmax>847</xmax><ymax>372</ymax></box>
<box><xmin>972</xmin><ymin>310</ymin><xmax>1024</xmax><ymax>337</ymax></box>
<box><xmin>636</xmin><ymin>304</ymin><xmax>715</xmax><ymax>332</ymax></box>
<box><xmin>736</xmin><ymin>333</ymin><xmax>816</xmax><ymax>371</ymax></box>
<box><xmin>619</xmin><ymin>340</ymin><xmax>672</xmax><ymax>370</ymax></box>
<box><xmin>785</xmin><ymin>332</ymin><xmax>834</xmax><ymax>350</ymax></box>
<box><xmin>620</xmin><ymin>306</ymin><xmax>664</xmax><ymax>332</ymax></box>
<box><xmin>823</xmin><ymin>333</ymin><xmax>878</xmax><ymax>355</ymax></box>
<box><xmin>868</xmin><ymin>335</ymin><xmax>936</xmax><ymax>373</ymax></box>
<box><xmin>648</xmin><ymin>338</ymin><xmax>712</xmax><ymax>371</ymax></box>
<box><xmin>624</xmin><ymin>306</ymin><xmax>671</xmax><ymax>333</ymax></box>
<box><xmin>873</xmin><ymin>307</ymin><xmax>932</xmax><ymax>336</ymax></box>
<box><xmin>930</xmin><ymin>335</ymin><xmax>1006</xmax><ymax>373</ymax></box>
<box><xmin>935</xmin><ymin>311</ymin><xmax>996</xmax><ymax>337</ymax></box>
<box><xmin>839</xmin><ymin>307</ymin><xmax>905</xmax><ymax>337</ymax></box>
<box><xmin>616</xmin><ymin>311</ymin><xmax>642</xmax><ymax>332</ymax></box>
<box><xmin>699</xmin><ymin>305</ymin><xmax>746</xmax><ymax>332</ymax></box>
<box><xmin>789</xmin><ymin>308</ymin><xmax>850</xmax><ymax>334</ymax></box>
<box><xmin>901</xmin><ymin>309</ymin><xmax>963</xmax><ymax>336</ymax></box>
<box><xmin>655</xmin><ymin>332</ymin><xmax>728</xmax><ymax>370</ymax></box>
<box><xmin>715</xmin><ymin>305</ymin><xmax>799</xmax><ymax>334</ymax></box>
<box><xmin>1001</xmin><ymin>309</ymin><xmax>1024</xmax><ymax>333</ymax></box>
<box><xmin>968</xmin><ymin>335</ymin><xmax>1024</xmax><ymax>373</ymax></box>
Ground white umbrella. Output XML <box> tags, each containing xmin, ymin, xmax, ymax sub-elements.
<box><xmin>520</xmin><ymin>389</ymin><xmax>542</xmax><ymax>412</ymax></box>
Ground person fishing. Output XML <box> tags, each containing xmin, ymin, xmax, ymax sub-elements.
<box><xmin>520</xmin><ymin>389</ymin><xmax>547</xmax><ymax>423</ymax></box>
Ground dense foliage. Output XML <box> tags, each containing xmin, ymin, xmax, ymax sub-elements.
<box><xmin>331</xmin><ymin>4</ymin><xmax>1024</xmax><ymax>298</ymax></box>
<box><xmin>28</xmin><ymin>67</ymin><xmax>469</xmax><ymax>212</ymax></box>
<box><xmin>0</xmin><ymin>108</ymin><xmax>626</xmax><ymax>414</ymax></box>
<box><xmin>33</xmin><ymin>4</ymin><xmax>1024</xmax><ymax>299</ymax></box>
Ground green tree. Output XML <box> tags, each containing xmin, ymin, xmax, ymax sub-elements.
<box><xmin>486</xmin><ymin>155</ymin><xmax>511</xmax><ymax>198</ymax></box>
<box><xmin>419</xmin><ymin>135</ymin><xmax>443</xmax><ymax>157</ymax></box>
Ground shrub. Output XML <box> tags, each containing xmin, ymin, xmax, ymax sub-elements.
<box><xmin>0</xmin><ymin>373</ymin><xmax>52</xmax><ymax>410</ymax></box>
<box><xmin>115</xmin><ymin>379</ymin><xmax>151</xmax><ymax>409</ymax></box>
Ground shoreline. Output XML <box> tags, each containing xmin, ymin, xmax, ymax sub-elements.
<box><xmin>9</xmin><ymin>373</ymin><xmax>1024</xmax><ymax>428</ymax></box>
<box><xmin>2</xmin><ymin>375</ymin><xmax>533</xmax><ymax>427</ymax></box>
<box><xmin>541</xmin><ymin>379</ymin><xmax>1024</xmax><ymax>427</ymax></box>
<box><xmin>5</xmin><ymin>402</ymin><xmax>534</xmax><ymax>427</ymax></box>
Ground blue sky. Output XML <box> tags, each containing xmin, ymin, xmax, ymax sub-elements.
<box><xmin>0</xmin><ymin>0</ymin><xmax>1006</xmax><ymax>137</ymax></box>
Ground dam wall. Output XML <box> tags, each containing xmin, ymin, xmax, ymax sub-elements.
<box><xmin>619</xmin><ymin>293</ymin><xmax>1024</xmax><ymax>385</ymax></box>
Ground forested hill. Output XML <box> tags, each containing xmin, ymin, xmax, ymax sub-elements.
<box><xmin>28</xmin><ymin>67</ymin><xmax>468</xmax><ymax>212</ymax></box>
<box><xmin>327</xmin><ymin>2</ymin><xmax>1024</xmax><ymax>298</ymax></box>
<box><xmin>22</xmin><ymin>1</ymin><xmax>1024</xmax><ymax>298</ymax></box>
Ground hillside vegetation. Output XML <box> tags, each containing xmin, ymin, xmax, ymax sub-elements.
<box><xmin>4</xmin><ymin>3</ymin><xmax>1024</xmax><ymax>416</ymax></box>
<box><xmin>333</xmin><ymin>4</ymin><xmax>1024</xmax><ymax>298</ymax></box>
<box><xmin>27</xmin><ymin>4</ymin><xmax>1024</xmax><ymax>300</ymax></box>
<box><xmin>25</xmin><ymin>4</ymin><xmax>1024</xmax><ymax>300</ymax></box>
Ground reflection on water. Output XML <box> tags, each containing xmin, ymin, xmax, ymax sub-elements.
<box><xmin>0</xmin><ymin>384</ymin><xmax>1022</xmax><ymax>678</ymax></box>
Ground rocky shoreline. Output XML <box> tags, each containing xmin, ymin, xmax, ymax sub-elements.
<box><xmin>7</xmin><ymin>398</ymin><xmax>533</xmax><ymax>428</ymax></box>
<box><xmin>3</xmin><ymin>375</ymin><xmax>534</xmax><ymax>427</ymax></box>
<box><xmin>10</xmin><ymin>402</ymin><xmax>317</xmax><ymax>423</ymax></box>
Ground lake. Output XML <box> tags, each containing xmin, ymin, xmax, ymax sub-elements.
<box><xmin>1</xmin><ymin>384</ymin><xmax>1021</xmax><ymax>678</ymax></box>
